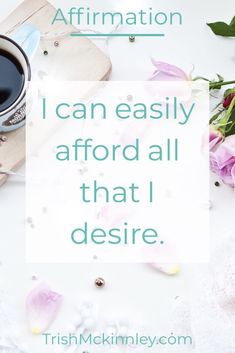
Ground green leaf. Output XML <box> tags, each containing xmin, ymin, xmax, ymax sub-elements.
<box><xmin>193</xmin><ymin>76</ymin><xmax>210</xmax><ymax>82</ymax></box>
<box><xmin>216</xmin><ymin>74</ymin><xmax>224</xmax><ymax>82</ymax></box>
<box><xmin>224</xmin><ymin>88</ymin><xmax>235</xmax><ymax>99</ymax></box>
<box><xmin>207</xmin><ymin>18</ymin><xmax>235</xmax><ymax>37</ymax></box>
<box><xmin>210</xmin><ymin>110</ymin><xmax>224</xmax><ymax>124</ymax></box>
<box><xmin>225</xmin><ymin>108</ymin><xmax>235</xmax><ymax>137</ymax></box>
<box><xmin>230</xmin><ymin>16</ymin><xmax>235</xmax><ymax>26</ymax></box>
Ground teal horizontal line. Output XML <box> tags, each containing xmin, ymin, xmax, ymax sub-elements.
<box><xmin>70</xmin><ymin>33</ymin><xmax>165</xmax><ymax>37</ymax></box>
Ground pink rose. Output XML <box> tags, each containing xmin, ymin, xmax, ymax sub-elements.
<box><xmin>202</xmin><ymin>126</ymin><xmax>223</xmax><ymax>153</ymax></box>
<box><xmin>210</xmin><ymin>135</ymin><xmax>235</xmax><ymax>187</ymax></box>
<box><xmin>209</xmin><ymin>126</ymin><xmax>223</xmax><ymax>150</ymax></box>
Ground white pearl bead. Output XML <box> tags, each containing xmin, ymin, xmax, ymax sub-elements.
<box><xmin>84</xmin><ymin>317</ymin><xmax>95</xmax><ymax>329</ymax></box>
<box><xmin>81</xmin><ymin>308</ymin><xmax>91</xmax><ymax>318</ymax></box>
<box><xmin>106</xmin><ymin>326</ymin><xmax>117</xmax><ymax>336</ymax></box>
<box><xmin>72</xmin><ymin>314</ymin><xmax>83</xmax><ymax>326</ymax></box>
<box><xmin>119</xmin><ymin>325</ymin><xmax>128</xmax><ymax>336</ymax></box>
<box><xmin>66</xmin><ymin>324</ymin><xmax>76</xmax><ymax>333</ymax></box>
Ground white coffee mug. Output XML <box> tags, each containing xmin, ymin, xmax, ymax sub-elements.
<box><xmin>0</xmin><ymin>24</ymin><xmax>40</xmax><ymax>132</ymax></box>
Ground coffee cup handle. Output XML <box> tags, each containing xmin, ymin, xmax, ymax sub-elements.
<box><xmin>10</xmin><ymin>24</ymin><xmax>40</xmax><ymax>62</ymax></box>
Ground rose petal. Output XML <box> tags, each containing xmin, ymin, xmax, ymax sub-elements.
<box><xmin>150</xmin><ymin>59</ymin><xmax>189</xmax><ymax>81</ymax></box>
<box><xmin>210</xmin><ymin>135</ymin><xmax>235</xmax><ymax>187</ymax></box>
<box><xmin>26</xmin><ymin>283</ymin><xmax>62</xmax><ymax>334</ymax></box>
<box><xmin>149</xmin><ymin>60</ymin><xmax>192</xmax><ymax>102</ymax></box>
<box><xmin>144</xmin><ymin>241</ymin><xmax>180</xmax><ymax>276</ymax></box>
<box><xmin>150</xmin><ymin>263</ymin><xmax>180</xmax><ymax>275</ymax></box>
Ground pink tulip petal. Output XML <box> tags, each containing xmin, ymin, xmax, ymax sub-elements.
<box><xmin>149</xmin><ymin>60</ymin><xmax>192</xmax><ymax>102</ymax></box>
<box><xmin>149</xmin><ymin>71</ymin><xmax>186</xmax><ymax>82</ymax></box>
<box><xmin>150</xmin><ymin>263</ymin><xmax>180</xmax><ymax>275</ymax></box>
<box><xmin>26</xmin><ymin>283</ymin><xmax>62</xmax><ymax>334</ymax></box>
<box><xmin>143</xmin><ymin>241</ymin><xmax>180</xmax><ymax>275</ymax></box>
<box><xmin>150</xmin><ymin>59</ymin><xmax>189</xmax><ymax>81</ymax></box>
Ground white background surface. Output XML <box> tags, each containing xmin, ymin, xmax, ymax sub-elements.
<box><xmin>0</xmin><ymin>1</ymin><xmax>235</xmax><ymax>352</ymax></box>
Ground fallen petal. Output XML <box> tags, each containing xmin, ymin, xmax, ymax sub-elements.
<box><xmin>150</xmin><ymin>263</ymin><xmax>180</xmax><ymax>275</ymax></box>
<box><xmin>150</xmin><ymin>59</ymin><xmax>189</xmax><ymax>80</ymax></box>
<box><xmin>26</xmin><ymin>283</ymin><xmax>62</xmax><ymax>334</ymax></box>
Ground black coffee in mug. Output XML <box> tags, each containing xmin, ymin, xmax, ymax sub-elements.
<box><xmin>0</xmin><ymin>49</ymin><xmax>25</xmax><ymax>113</ymax></box>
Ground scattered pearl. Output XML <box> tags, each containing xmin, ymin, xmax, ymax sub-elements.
<box><xmin>78</xmin><ymin>166</ymin><xmax>88</xmax><ymax>175</ymax></box>
<box><xmin>81</xmin><ymin>308</ymin><xmax>91</xmax><ymax>318</ymax></box>
<box><xmin>118</xmin><ymin>325</ymin><xmax>128</xmax><ymax>336</ymax></box>
<box><xmin>95</xmin><ymin>277</ymin><xmax>105</xmax><ymax>288</ymax></box>
<box><xmin>42</xmin><ymin>207</ymin><xmax>47</xmax><ymax>214</ymax></box>
<box><xmin>38</xmin><ymin>70</ymin><xmax>47</xmax><ymax>80</ymax></box>
<box><xmin>84</xmin><ymin>317</ymin><xmax>95</xmax><ymax>330</ymax></box>
<box><xmin>72</xmin><ymin>314</ymin><xmax>83</xmax><ymax>327</ymax></box>
<box><xmin>0</xmin><ymin>135</ymin><xmax>7</xmax><ymax>142</ymax></box>
<box><xmin>106</xmin><ymin>326</ymin><xmax>117</xmax><ymax>336</ymax></box>
<box><xmin>165</xmin><ymin>189</ymin><xmax>173</xmax><ymax>198</ymax></box>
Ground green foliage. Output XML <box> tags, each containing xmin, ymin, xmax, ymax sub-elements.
<box><xmin>207</xmin><ymin>16</ymin><xmax>235</xmax><ymax>37</ymax></box>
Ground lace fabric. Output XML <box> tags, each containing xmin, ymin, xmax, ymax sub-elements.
<box><xmin>170</xmin><ymin>234</ymin><xmax>235</xmax><ymax>353</ymax></box>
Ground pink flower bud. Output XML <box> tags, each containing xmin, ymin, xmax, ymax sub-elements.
<box><xmin>223</xmin><ymin>93</ymin><xmax>235</xmax><ymax>108</ymax></box>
